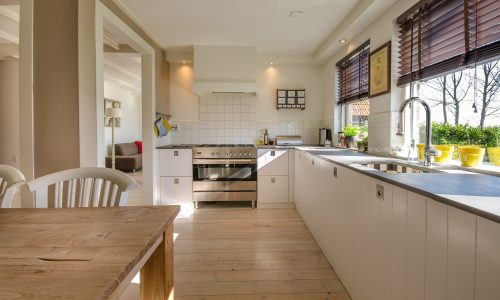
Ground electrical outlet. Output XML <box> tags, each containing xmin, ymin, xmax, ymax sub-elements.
<box><xmin>12</xmin><ymin>155</ymin><xmax>17</xmax><ymax>162</ymax></box>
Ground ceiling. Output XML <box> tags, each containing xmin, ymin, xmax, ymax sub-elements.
<box><xmin>116</xmin><ymin>0</ymin><xmax>359</xmax><ymax>56</ymax></box>
<box><xmin>0</xmin><ymin>4</ymin><xmax>19</xmax><ymax>60</ymax></box>
<box><xmin>103</xmin><ymin>52</ymin><xmax>141</xmax><ymax>91</ymax></box>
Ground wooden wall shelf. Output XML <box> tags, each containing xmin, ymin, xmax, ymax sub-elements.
<box><xmin>276</xmin><ymin>89</ymin><xmax>305</xmax><ymax>110</ymax></box>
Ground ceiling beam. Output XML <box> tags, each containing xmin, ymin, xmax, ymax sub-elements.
<box><xmin>0</xmin><ymin>6</ymin><xmax>20</xmax><ymax>23</ymax></box>
<box><xmin>104</xmin><ymin>44</ymin><xmax>137</xmax><ymax>53</ymax></box>
<box><xmin>0</xmin><ymin>28</ymin><xmax>18</xmax><ymax>44</ymax></box>
<box><xmin>103</xmin><ymin>57</ymin><xmax>141</xmax><ymax>81</ymax></box>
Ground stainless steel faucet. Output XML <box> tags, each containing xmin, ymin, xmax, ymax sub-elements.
<box><xmin>396</xmin><ymin>97</ymin><xmax>441</xmax><ymax>166</ymax></box>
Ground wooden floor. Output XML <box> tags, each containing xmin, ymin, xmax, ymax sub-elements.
<box><xmin>172</xmin><ymin>205</ymin><xmax>351</xmax><ymax>300</ymax></box>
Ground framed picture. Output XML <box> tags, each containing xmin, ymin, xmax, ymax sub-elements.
<box><xmin>104</xmin><ymin>99</ymin><xmax>121</xmax><ymax>127</ymax></box>
<box><xmin>287</xmin><ymin>98</ymin><xmax>295</xmax><ymax>104</ymax></box>
<box><xmin>369</xmin><ymin>41</ymin><xmax>391</xmax><ymax>98</ymax></box>
<box><xmin>277</xmin><ymin>90</ymin><xmax>286</xmax><ymax>97</ymax></box>
<box><xmin>278</xmin><ymin>98</ymin><xmax>286</xmax><ymax>104</ymax></box>
<box><xmin>297</xmin><ymin>90</ymin><xmax>305</xmax><ymax>97</ymax></box>
<box><xmin>287</xmin><ymin>90</ymin><xmax>296</xmax><ymax>97</ymax></box>
<box><xmin>297</xmin><ymin>98</ymin><xmax>305</xmax><ymax>104</ymax></box>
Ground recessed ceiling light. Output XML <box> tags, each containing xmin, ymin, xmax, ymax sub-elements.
<box><xmin>182</xmin><ymin>60</ymin><xmax>186</xmax><ymax>64</ymax></box>
<box><xmin>270</xmin><ymin>62</ymin><xmax>275</xmax><ymax>65</ymax></box>
<box><xmin>289</xmin><ymin>10</ymin><xmax>304</xmax><ymax>18</ymax></box>
<box><xmin>339</xmin><ymin>39</ymin><xmax>347</xmax><ymax>44</ymax></box>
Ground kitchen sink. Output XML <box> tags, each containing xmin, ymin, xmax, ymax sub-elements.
<box><xmin>360</xmin><ymin>161</ymin><xmax>441</xmax><ymax>174</ymax></box>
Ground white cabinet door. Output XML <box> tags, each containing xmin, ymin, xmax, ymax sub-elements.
<box><xmin>160</xmin><ymin>176</ymin><xmax>193</xmax><ymax>205</ymax></box>
<box><xmin>447</xmin><ymin>206</ymin><xmax>476</xmax><ymax>300</ymax></box>
<box><xmin>475</xmin><ymin>217</ymin><xmax>500</xmax><ymax>300</ymax></box>
<box><xmin>425</xmin><ymin>199</ymin><xmax>448</xmax><ymax>300</ymax></box>
<box><xmin>257</xmin><ymin>175</ymin><xmax>288</xmax><ymax>203</ymax></box>
<box><xmin>391</xmin><ymin>187</ymin><xmax>408</xmax><ymax>300</ymax></box>
<box><xmin>406</xmin><ymin>192</ymin><xmax>427</xmax><ymax>300</ymax></box>
<box><xmin>258</xmin><ymin>149</ymin><xmax>289</xmax><ymax>176</ymax></box>
<box><xmin>293</xmin><ymin>150</ymin><xmax>306</xmax><ymax>211</ymax></box>
<box><xmin>159</xmin><ymin>149</ymin><xmax>192</xmax><ymax>177</ymax></box>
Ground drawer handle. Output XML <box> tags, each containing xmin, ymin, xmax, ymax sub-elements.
<box><xmin>174</xmin><ymin>150</ymin><xmax>179</xmax><ymax>157</ymax></box>
<box><xmin>174</xmin><ymin>178</ymin><xmax>179</xmax><ymax>184</ymax></box>
<box><xmin>376</xmin><ymin>184</ymin><xmax>384</xmax><ymax>200</ymax></box>
<box><xmin>271</xmin><ymin>177</ymin><xmax>276</xmax><ymax>183</ymax></box>
<box><xmin>312</xmin><ymin>159</ymin><xmax>315</xmax><ymax>166</ymax></box>
<box><xmin>333</xmin><ymin>167</ymin><xmax>338</xmax><ymax>178</ymax></box>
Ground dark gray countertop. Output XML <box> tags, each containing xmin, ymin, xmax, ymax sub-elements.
<box><xmin>157</xmin><ymin>144</ymin><xmax>195</xmax><ymax>149</ymax></box>
<box><xmin>296</xmin><ymin>147</ymin><xmax>500</xmax><ymax>223</ymax></box>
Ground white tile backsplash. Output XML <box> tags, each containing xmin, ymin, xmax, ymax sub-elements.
<box><xmin>170</xmin><ymin>95</ymin><xmax>323</xmax><ymax>145</ymax></box>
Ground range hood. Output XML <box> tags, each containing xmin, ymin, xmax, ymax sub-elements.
<box><xmin>192</xmin><ymin>46</ymin><xmax>258</xmax><ymax>95</ymax></box>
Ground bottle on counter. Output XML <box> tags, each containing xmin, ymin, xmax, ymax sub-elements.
<box><xmin>264</xmin><ymin>129</ymin><xmax>269</xmax><ymax>145</ymax></box>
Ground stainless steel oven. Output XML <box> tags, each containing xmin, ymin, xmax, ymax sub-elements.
<box><xmin>192</xmin><ymin>145</ymin><xmax>257</xmax><ymax>208</ymax></box>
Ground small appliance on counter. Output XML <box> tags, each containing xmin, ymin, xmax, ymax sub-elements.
<box><xmin>275</xmin><ymin>135</ymin><xmax>303</xmax><ymax>146</ymax></box>
<box><xmin>319</xmin><ymin>128</ymin><xmax>332</xmax><ymax>146</ymax></box>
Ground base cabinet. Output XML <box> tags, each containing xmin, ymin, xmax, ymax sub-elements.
<box><xmin>257</xmin><ymin>175</ymin><xmax>288</xmax><ymax>203</ymax></box>
<box><xmin>159</xmin><ymin>177</ymin><xmax>193</xmax><ymax>205</ymax></box>
<box><xmin>293</xmin><ymin>150</ymin><xmax>500</xmax><ymax>300</ymax></box>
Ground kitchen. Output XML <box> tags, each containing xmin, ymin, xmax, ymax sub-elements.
<box><xmin>148</xmin><ymin>0</ymin><xmax>500</xmax><ymax>298</ymax></box>
<box><xmin>0</xmin><ymin>0</ymin><xmax>498</xmax><ymax>299</ymax></box>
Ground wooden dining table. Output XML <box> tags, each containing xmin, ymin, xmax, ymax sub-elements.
<box><xmin>0</xmin><ymin>206</ymin><xmax>180</xmax><ymax>299</ymax></box>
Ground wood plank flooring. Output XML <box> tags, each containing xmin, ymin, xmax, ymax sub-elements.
<box><xmin>172</xmin><ymin>206</ymin><xmax>351</xmax><ymax>300</ymax></box>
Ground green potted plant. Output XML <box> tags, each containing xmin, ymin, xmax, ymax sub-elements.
<box><xmin>357</xmin><ymin>136</ymin><xmax>368</xmax><ymax>152</ymax></box>
<box><xmin>343</xmin><ymin>125</ymin><xmax>360</xmax><ymax>149</ymax></box>
<box><xmin>485</xmin><ymin>127</ymin><xmax>500</xmax><ymax>166</ymax></box>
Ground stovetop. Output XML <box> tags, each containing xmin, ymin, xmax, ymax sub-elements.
<box><xmin>193</xmin><ymin>144</ymin><xmax>257</xmax><ymax>159</ymax></box>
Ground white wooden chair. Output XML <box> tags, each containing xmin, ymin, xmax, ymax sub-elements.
<box><xmin>0</xmin><ymin>165</ymin><xmax>26</xmax><ymax>208</ymax></box>
<box><xmin>26</xmin><ymin>167</ymin><xmax>137</xmax><ymax>208</ymax></box>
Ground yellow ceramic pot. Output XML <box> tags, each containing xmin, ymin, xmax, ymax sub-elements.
<box><xmin>433</xmin><ymin>145</ymin><xmax>455</xmax><ymax>163</ymax></box>
<box><xmin>487</xmin><ymin>148</ymin><xmax>500</xmax><ymax>166</ymax></box>
<box><xmin>458</xmin><ymin>146</ymin><xmax>485</xmax><ymax>167</ymax></box>
<box><xmin>417</xmin><ymin>144</ymin><xmax>425</xmax><ymax>160</ymax></box>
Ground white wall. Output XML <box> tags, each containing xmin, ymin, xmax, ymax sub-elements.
<box><xmin>103</xmin><ymin>82</ymin><xmax>142</xmax><ymax>155</ymax></box>
<box><xmin>169</xmin><ymin>62</ymin><xmax>325</xmax><ymax>145</ymax></box>
<box><xmin>0</xmin><ymin>58</ymin><xmax>20</xmax><ymax>168</ymax></box>
<box><xmin>322</xmin><ymin>0</ymin><xmax>418</xmax><ymax>154</ymax></box>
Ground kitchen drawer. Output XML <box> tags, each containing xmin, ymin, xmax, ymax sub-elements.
<box><xmin>258</xmin><ymin>149</ymin><xmax>289</xmax><ymax>176</ymax></box>
<box><xmin>160</xmin><ymin>176</ymin><xmax>193</xmax><ymax>205</ymax></box>
<box><xmin>159</xmin><ymin>149</ymin><xmax>192</xmax><ymax>177</ymax></box>
<box><xmin>258</xmin><ymin>175</ymin><xmax>289</xmax><ymax>203</ymax></box>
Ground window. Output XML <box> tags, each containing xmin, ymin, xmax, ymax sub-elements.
<box><xmin>337</xmin><ymin>41</ymin><xmax>370</xmax><ymax>135</ymax></box>
<box><xmin>397</xmin><ymin>0</ymin><xmax>500</xmax><ymax>170</ymax></box>
<box><xmin>337</xmin><ymin>40</ymin><xmax>370</xmax><ymax>103</ymax></box>
<box><xmin>397</xmin><ymin>0</ymin><xmax>500</xmax><ymax>86</ymax></box>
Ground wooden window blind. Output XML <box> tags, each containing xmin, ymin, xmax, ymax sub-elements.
<box><xmin>397</xmin><ymin>0</ymin><xmax>500</xmax><ymax>86</ymax></box>
<box><xmin>337</xmin><ymin>40</ymin><xmax>370</xmax><ymax>104</ymax></box>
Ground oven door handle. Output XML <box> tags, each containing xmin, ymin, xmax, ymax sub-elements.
<box><xmin>193</xmin><ymin>159</ymin><xmax>257</xmax><ymax>164</ymax></box>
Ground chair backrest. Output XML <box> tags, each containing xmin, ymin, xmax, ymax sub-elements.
<box><xmin>0</xmin><ymin>165</ymin><xmax>26</xmax><ymax>208</ymax></box>
<box><xmin>26</xmin><ymin>167</ymin><xmax>137</xmax><ymax>208</ymax></box>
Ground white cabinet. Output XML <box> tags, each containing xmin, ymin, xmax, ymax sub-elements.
<box><xmin>160</xmin><ymin>176</ymin><xmax>193</xmax><ymax>205</ymax></box>
<box><xmin>447</xmin><ymin>207</ymin><xmax>476</xmax><ymax>300</ymax></box>
<box><xmin>475</xmin><ymin>217</ymin><xmax>500</xmax><ymax>300</ymax></box>
<box><xmin>257</xmin><ymin>149</ymin><xmax>291</xmax><ymax>206</ymax></box>
<box><xmin>159</xmin><ymin>149</ymin><xmax>193</xmax><ymax>206</ymax></box>
<box><xmin>425</xmin><ymin>199</ymin><xmax>448</xmax><ymax>300</ymax></box>
<box><xmin>159</xmin><ymin>149</ymin><xmax>192</xmax><ymax>177</ymax></box>
<box><xmin>292</xmin><ymin>150</ymin><xmax>500</xmax><ymax>300</ymax></box>
<box><xmin>257</xmin><ymin>175</ymin><xmax>288</xmax><ymax>203</ymax></box>
<box><xmin>258</xmin><ymin>149</ymin><xmax>288</xmax><ymax>176</ymax></box>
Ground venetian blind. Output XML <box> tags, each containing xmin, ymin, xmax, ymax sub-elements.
<box><xmin>397</xmin><ymin>0</ymin><xmax>500</xmax><ymax>86</ymax></box>
<box><xmin>337</xmin><ymin>41</ymin><xmax>370</xmax><ymax>104</ymax></box>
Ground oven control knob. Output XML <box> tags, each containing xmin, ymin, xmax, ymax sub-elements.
<box><xmin>216</xmin><ymin>153</ymin><xmax>220</xmax><ymax>156</ymax></box>
<box><xmin>211</xmin><ymin>153</ymin><xmax>215</xmax><ymax>157</ymax></box>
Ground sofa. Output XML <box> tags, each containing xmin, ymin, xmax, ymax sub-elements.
<box><xmin>105</xmin><ymin>142</ymin><xmax>142</xmax><ymax>172</ymax></box>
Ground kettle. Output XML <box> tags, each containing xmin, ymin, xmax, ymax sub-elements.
<box><xmin>319</xmin><ymin>128</ymin><xmax>332</xmax><ymax>146</ymax></box>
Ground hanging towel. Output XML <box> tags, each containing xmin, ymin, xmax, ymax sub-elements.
<box><xmin>155</xmin><ymin>118</ymin><xmax>167</xmax><ymax>137</ymax></box>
